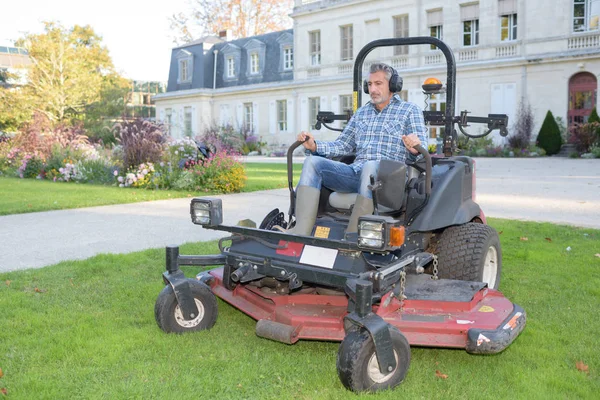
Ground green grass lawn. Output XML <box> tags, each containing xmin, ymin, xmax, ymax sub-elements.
<box><xmin>1</xmin><ymin>219</ymin><xmax>599</xmax><ymax>398</ymax></box>
<box><xmin>0</xmin><ymin>162</ymin><xmax>301</xmax><ymax>216</ymax></box>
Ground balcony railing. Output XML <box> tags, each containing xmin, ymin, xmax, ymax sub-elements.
<box><xmin>390</xmin><ymin>56</ymin><xmax>408</xmax><ymax>69</ymax></box>
<box><xmin>457</xmin><ymin>49</ymin><xmax>478</xmax><ymax>62</ymax></box>
<box><xmin>568</xmin><ymin>33</ymin><xmax>600</xmax><ymax>49</ymax></box>
<box><xmin>496</xmin><ymin>43</ymin><xmax>518</xmax><ymax>57</ymax></box>
<box><xmin>424</xmin><ymin>53</ymin><xmax>443</xmax><ymax>65</ymax></box>
<box><xmin>338</xmin><ymin>63</ymin><xmax>352</xmax><ymax>75</ymax></box>
<box><xmin>307</xmin><ymin>67</ymin><xmax>321</xmax><ymax>77</ymax></box>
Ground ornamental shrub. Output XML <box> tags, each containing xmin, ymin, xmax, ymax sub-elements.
<box><xmin>536</xmin><ymin>110</ymin><xmax>562</xmax><ymax>155</ymax></box>
<box><xmin>190</xmin><ymin>150</ymin><xmax>246</xmax><ymax>193</ymax></box>
<box><xmin>113</xmin><ymin>119</ymin><xmax>166</xmax><ymax>169</ymax></box>
<box><xmin>19</xmin><ymin>154</ymin><xmax>45</xmax><ymax>179</ymax></box>
<box><xmin>588</xmin><ymin>107</ymin><xmax>600</xmax><ymax>140</ymax></box>
<box><xmin>197</xmin><ymin>123</ymin><xmax>244</xmax><ymax>154</ymax></box>
<box><xmin>569</xmin><ymin>122</ymin><xmax>600</xmax><ymax>154</ymax></box>
<box><xmin>508</xmin><ymin>100</ymin><xmax>534</xmax><ymax>150</ymax></box>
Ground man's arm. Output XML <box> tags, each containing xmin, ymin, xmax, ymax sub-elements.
<box><xmin>402</xmin><ymin>103</ymin><xmax>428</xmax><ymax>161</ymax></box>
<box><xmin>299</xmin><ymin>115</ymin><xmax>358</xmax><ymax>157</ymax></box>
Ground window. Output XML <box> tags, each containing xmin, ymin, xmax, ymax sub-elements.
<box><xmin>426</xmin><ymin>94</ymin><xmax>446</xmax><ymax>139</ymax></box>
<box><xmin>283</xmin><ymin>47</ymin><xmax>293</xmax><ymax>70</ymax></box>
<box><xmin>184</xmin><ymin>107</ymin><xmax>192</xmax><ymax>137</ymax></box>
<box><xmin>177</xmin><ymin>50</ymin><xmax>193</xmax><ymax>83</ymax></box>
<box><xmin>427</xmin><ymin>9</ymin><xmax>443</xmax><ymax>49</ymax></box>
<box><xmin>339</xmin><ymin>95</ymin><xmax>352</xmax><ymax>127</ymax></box>
<box><xmin>461</xmin><ymin>3</ymin><xmax>480</xmax><ymax>46</ymax></box>
<box><xmin>309</xmin><ymin>97</ymin><xmax>320</xmax><ymax>130</ymax></box>
<box><xmin>165</xmin><ymin>108</ymin><xmax>172</xmax><ymax>134</ymax></box>
<box><xmin>179</xmin><ymin>59</ymin><xmax>189</xmax><ymax>82</ymax></box>
<box><xmin>573</xmin><ymin>0</ymin><xmax>599</xmax><ymax>32</ymax></box>
<box><xmin>500</xmin><ymin>14</ymin><xmax>517</xmax><ymax>41</ymax></box>
<box><xmin>463</xmin><ymin>20</ymin><xmax>480</xmax><ymax>46</ymax></box>
<box><xmin>340</xmin><ymin>25</ymin><xmax>353</xmax><ymax>61</ymax></box>
<box><xmin>309</xmin><ymin>31</ymin><xmax>321</xmax><ymax>66</ymax></box>
<box><xmin>430</xmin><ymin>25</ymin><xmax>443</xmax><ymax>49</ymax></box>
<box><xmin>393</xmin><ymin>15</ymin><xmax>409</xmax><ymax>55</ymax></box>
<box><xmin>227</xmin><ymin>57</ymin><xmax>235</xmax><ymax>78</ymax></box>
<box><xmin>277</xmin><ymin>100</ymin><xmax>287</xmax><ymax>132</ymax></box>
<box><xmin>250</xmin><ymin>53</ymin><xmax>259</xmax><ymax>74</ymax></box>
<box><xmin>244</xmin><ymin>103</ymin><xmax>253</xmax><ymax>132</ymax></box>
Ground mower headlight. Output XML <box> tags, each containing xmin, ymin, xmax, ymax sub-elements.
<box><xmin>190</xmin><ymin>198</ymin><xmax>223</xmax><ymax>226</ymax></box>
<box><xmin>358</xmin><ymin>216</ymin><xmax>405</xmax><ymax>251</ymax></box>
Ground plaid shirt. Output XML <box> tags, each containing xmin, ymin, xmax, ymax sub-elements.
<box><xmin>312</xmin><ymin>94</ymin><xmax>428</xmax><ymax>172</ymax></box>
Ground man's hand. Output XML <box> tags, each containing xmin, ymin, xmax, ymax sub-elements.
<box><xmin>298</xmin><ymin>131</ymin><xmax>317</xmax><ymax>152</ymax></box>
<box><xmin>402</xmin><ymin>134</ymin><xmax>421</xmax><ymax>155</ymax></box>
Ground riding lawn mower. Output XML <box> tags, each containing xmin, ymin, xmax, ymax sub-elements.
<box><xmin>154</xmin><ymin>37</ymin><xmax>526</xmax><ymax>393</ymax></box>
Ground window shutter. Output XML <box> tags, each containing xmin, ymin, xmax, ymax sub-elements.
<box><xmin>252</xmin><ymin>102</ymin><xmax>259</xmax><ymax>134</ymax></box>
<box><xmin>498</xmin><ymin>0</ymin><xmax>517</xmax><ymax>15</ymax></box>
<box><xmin>330</xmin><ymin>95</ymin><xmax>340</xmax><ymax>128</ymax></box>
<box><xmin>460</xmin><ymin>3</ymin><xmax>480</xmax><ymax>21</ymax></box>
<box><xmin>427</xmin><ymin>9</ymin><xmax>443</xmax><ymax>26</ymax></box>
<box><xmin>320</xmin><ymin>96</ymin><xmax>328</xmax><ymax>112</ymax></box>
<box><xmin>287</xmin><ymin>98</ymin><xmax>295</xmax><ymax>134</ymax></box>
<box><xmin>269</xmin><ymin>100</ymin><xmax>277</xmax><ymax>135</ymax></box>
<box><xmin>300</xmin><ymin>97</ymin><xmax>309</xmax><ymax>132</ymax></box>
<box><xmin>236</xmin><ymin>103</ymin><xmax>243</xmax><ymax>127</ymax></box>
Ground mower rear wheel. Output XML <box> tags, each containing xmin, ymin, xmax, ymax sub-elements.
<box><xmin>154</xmin><ymin>280</ymin><xmax>218</xmax><ymax>333</ymax></box>
<box><xmin>336</xmin><ymin>326</ymin><xmax>410</xmax><ymax>393</ymax></box>
<box><xmin>435</xmin><ymin>223</ymin><xmax>502</xmax><ymax>289</ymax></box>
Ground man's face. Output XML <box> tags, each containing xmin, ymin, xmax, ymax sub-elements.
<box><xmin>367</xmin><ymin>71</ymin><xmax>392</xmax><ymax>106</ymax></box>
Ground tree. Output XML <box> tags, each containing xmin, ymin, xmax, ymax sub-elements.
<box><xmin>536</xmin><ymin>110</ymin><xmax>562</xmax><ymax>155</ymax></box>
<box><xmin>0</xmin><ymin>69</ymin><xmax>34</xmax><ymax>131</ymax></box>
<box><xmin>83</xmin><ymin>73</ymin><xmax>130</xmax><ymax>143</ymax></box>
<box><xmin>169</xmin><ymin>0</ymin><xmax>294</xmax><ymax>45</ymax></box>
<box><xmin>13</xmin><ymin>22</ymin><xmax>121</xmax><ymax>124</ymax></box>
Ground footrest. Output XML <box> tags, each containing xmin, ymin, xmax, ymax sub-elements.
<box><xmin>256</xmin><ymin>319</ymin><xmax>298</xmax><ymax>344</ymax></box>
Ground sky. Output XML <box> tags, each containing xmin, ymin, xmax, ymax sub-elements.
<box><xmin>2</xmin><ymin>0</ymin><xmax>190</xmax><ymax>82</ymax></box>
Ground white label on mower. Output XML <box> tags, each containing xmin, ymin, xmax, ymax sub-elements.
<box><xmin>477</xmin><ymin>334</ymin><xmax>491</xmax><ymax>346</ymax></box>
<box><xmin>299</xmin><ymin>245</ymin><xmax>338</xmax><ymax>269</ymax></box>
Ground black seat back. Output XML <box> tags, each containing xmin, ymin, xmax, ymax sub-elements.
<box><xmin>377</xmin><ymin>160</ymin><xmax>407</xmax><ymax>211</ymax></box>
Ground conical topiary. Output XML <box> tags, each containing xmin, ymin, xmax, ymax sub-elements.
<box><xmin>536</xmin><ymin>110</ymin><xmax>562</xmax><ymax>155</ymax></box>
<box><xmin>589</xmin><ymin>107</ymin><xmax>599</xmax><ymax>123</ymax></box>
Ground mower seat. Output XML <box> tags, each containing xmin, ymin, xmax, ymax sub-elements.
<box><xmin>329</xmin><ymin>192</ymin><xmax>395</xmax><ymax>213</ymax></box>
<box><xmin>328</xmin><ymin>160</ymin><xmax>408</xmax><ymax>214</ymax></box>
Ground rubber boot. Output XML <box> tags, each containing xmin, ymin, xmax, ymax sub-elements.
<box><xmin>289</xmin><ymin>186</ymin><xmax>321</xmax><ymax>236</ymax></box>
<box><xmin>345</xmin><ymin>195</ymin><xmax>374</xmax><ymax>234</ymax></box>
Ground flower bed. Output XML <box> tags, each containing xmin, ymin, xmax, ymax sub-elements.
<box><xmin>0</xmin><ymin>117</ymin><xmax>247</xmax><ymax>194</ymax></box>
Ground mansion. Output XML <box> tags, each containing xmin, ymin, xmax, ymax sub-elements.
<box><xmin>153</xmin><ymin>0</ymin><xmax>600</xmax><ymax>147</ymax></box>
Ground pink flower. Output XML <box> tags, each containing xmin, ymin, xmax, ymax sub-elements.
<box><xmin>113</xmin><ymin>170</ymin><xmax>118</xmax><ymax>176</ymax></box>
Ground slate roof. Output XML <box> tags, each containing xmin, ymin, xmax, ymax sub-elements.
<box><xmin>166</xmin><ymin>29</ymin><xmax>293</xmax><ymax>92</ymax></box>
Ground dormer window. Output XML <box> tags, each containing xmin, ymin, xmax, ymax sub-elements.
<box><xmin>243</xmin><ymin>39</ymin><xmax>266</xmax><ymax>77</ymax></box>
<box><xmin>250</xmin><ymin>53</ymin><xmax>259</xmax><ymax>74</ymax></box>
<box><xmin>283</xmin><ymin>47</ymin><xmax>293</xmax><ymax>70</ymax></box>
<box><xmin>221</xmin><ymin>43</ymin><xmax>241</xmax><ymax>81</ymax></box>
<box><xmin>180</xmin><ymin>60</ymin><xmax>189</xmax><ymax>81</ymax></box>
<box><xmin>176</xmin><ymin>49</ymin><xmax>193</xmax><ymax>84</ymax></box>
<box><xmin>277</xmin><ymin>32</ymin><xmax>294</xmax><ymax>72</ymax></box>
<box><xmin>227</xmin><ymin>57</ymin><xmax>235</xmax><ymax>78</ymax></box>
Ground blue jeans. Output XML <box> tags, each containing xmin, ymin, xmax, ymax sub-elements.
<box><xmin>297</xmin><ymin>157</ymin><xmax>379</xmax><ymax>198</ymax></box>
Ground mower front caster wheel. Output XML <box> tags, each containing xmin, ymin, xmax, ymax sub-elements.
<box><xmin>336</xmin><ymin>326</ymin><xmax>411</xmax><ymax>393</ymax></box>
<box><xmin>154</xmin><ymin>280</ymin><xmax>218</xmax><ymax>333</ymax></box>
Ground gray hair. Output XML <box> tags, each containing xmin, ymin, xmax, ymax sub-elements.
<box><xmin>369</xmin><ymin>63</ymin><xmax>394</xmax><ymax>81</ymax></box>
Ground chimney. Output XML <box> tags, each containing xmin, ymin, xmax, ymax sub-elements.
<box><xmin>218</xmin><ymin>29</ymin><xmax>233</xmax><ymax>42</ymax></box>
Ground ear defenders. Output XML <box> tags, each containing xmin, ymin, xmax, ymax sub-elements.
<box><xmin>363</xmin><ymin>67</ymin><xmax>403</xmax><ymax>94</ymax></box>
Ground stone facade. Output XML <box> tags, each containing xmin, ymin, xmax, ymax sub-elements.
<box><xmin>154</xmin><ymin>0</ymin><xmax>600</xmax><ymax>147</ymax></box>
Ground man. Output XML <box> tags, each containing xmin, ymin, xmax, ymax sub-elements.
<box><xmin>292</xmin><ymin>62</ymin><xmax>427</xmax><ymax>236</ymax></box>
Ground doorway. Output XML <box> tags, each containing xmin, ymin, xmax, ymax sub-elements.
<box><xmin>568</xmin><ymin>72</ymin><xmax>598</xmax><ymax>126</ymax></box>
